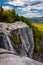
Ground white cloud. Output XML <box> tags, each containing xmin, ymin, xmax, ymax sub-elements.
<box><xmin>22</xmin><ymin>6</ymin><xmax>31</xmax><ymax>11</ymax></box>
<box><xmin>7</xmin><ymin>0</ymin><xmax>25</xmax><ymax>6</ymax></box>
<box><xmin>30</xmin><ymin>0</ymin><xmax>36</xmax><ymax>2</ymax></box>
<box><xmin>2</xmin><ymin>6</ymin><xmax>13</xmax><ymax>10</ymax></box>
<box><xmin>22</xmin><ymin>11</ymin><xmax>42</xmax><ymax>18</ymax></box>
<box><xmin>4</xmin><ymin>0</ymin><xmax>43</xmax><ymax>17</ymax></box>
<box><xmin>33</xmin><ymin>4</ymin><xmax>43</xmax><ymax>10</ymax></box>
<box><xmin>6</xmin><ymin>0</ymin><xmax>37</xmax><ymax>6</ymax></box>
<box><xmin>5</xmin><ymin>0</ymin><xmax>43</xmax><ymax>10</ymax></box>
<box><xmin>15</xmin><ymin>2</ymin><xmax>43</xmax><ymax>17</ymax></box>
<box><xmin>19</xmin><ymin>3</ymin><xmax>43</xmax><ymax>13</ymax></box>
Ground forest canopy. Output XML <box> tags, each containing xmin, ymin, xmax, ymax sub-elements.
<box><xmin>0</xmin><ymin>5</ymin><xmax>31</xmax><ymax>26</ymax></box>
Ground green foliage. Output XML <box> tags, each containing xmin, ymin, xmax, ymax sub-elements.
<box><xmin>7</xmin><ymin>9</ymin><xmax>16</xmax><ymax>23</ymax></box>
<box><xmin>32</xmin><ymin>23</ymin><xmax>43</xmax><ymax>32</ymax></box>
<box><xmin>32</xmin><ymin>25</ymin><xmax>43</xmax><ymax>53</ymax></box>
<box><xmin>41</xmin><ymin>45</ymin><xmax>43</xmax><ymax>52</ymax></box>
<box><xmin>13</xmin><ymin>32</ymin><xmax>20</xmax><ymax>45</ymax></box>
<box><xmin>19</xmin><ymin>16</ymin><xmax>32</xmax><ymax>27</ymax></box>
<box><xmin>0</xmin><ymin>5</ymin><xmax>32</xmax><ymax>26</ymax></box>
<box><xmin>0</xmin><ymin>6</ymin><xmax>16</xmax><ymax>22</ymax></box>
<box><xmin>0</xmin><ymin>32</ymin><xmax>3</xmax><ymax>35</ymax></box>
<box><xmin>32</xmin><ymin>25</ymin><xmax>43</xmax><ymax>41</ymax></box>
<box><xmin>6</xmin><ymin>26</ymin><xmax>9</xmax><ymax>30</ymax></box>
<box><xmin>15</xmin><ymin>14</ymin><xmax>20</xmax><ymax>21</ymax></box>
<box><xmin>34</xmin><ymin>38</ymin><xmax>41</xmax><ymax>53</ymax></box>
<box><xmin>0</xmin><ymin>5</ymin><xmax>4</xmax><ymax>21</ymax></box>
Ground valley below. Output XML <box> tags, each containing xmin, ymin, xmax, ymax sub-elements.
<box><xmin>32</xmin><ymin>23</ymin><xmax>43</xmax><ymax>32</ymax></box>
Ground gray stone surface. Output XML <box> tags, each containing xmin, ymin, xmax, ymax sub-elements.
<box><xmin>0</xmin><ymin>49</ymin><xmax>43</xmax><ymax>65</ymax></box>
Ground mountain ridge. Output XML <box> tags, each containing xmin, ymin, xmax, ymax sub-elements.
<box><xmin>29</xmin><ymin>17</ymin><xmax>43</xmax><ymax>23</ymax></box>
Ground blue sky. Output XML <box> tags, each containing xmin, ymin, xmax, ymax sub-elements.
<box><xmin>0</xmin><ymin>0</ymin><xmax>43</xmax><ymax>18</ymax></box>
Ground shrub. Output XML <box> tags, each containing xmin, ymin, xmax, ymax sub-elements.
<box><xmin>0</xmin><ymin>32</ymin><xmax>3</xmax><ymax>35</ymax></box>
<box><xmin>6</xmin><ymin>26</ymin><xmax>9</xmax><ymax>30</ymax></box>
<box><xmin>32</xmin><ymin>25</ymin><xmax>43</xmax><ymax>53</ymax></box>
<box><xmin>34</xmin><ymin>38</ymin><xmax>41</xmax><ymax>53</ymax></box>
<box><xmin>13</xmin><ymin>31</ymin><xmax>20</xmax><ymax>45</ymax></box>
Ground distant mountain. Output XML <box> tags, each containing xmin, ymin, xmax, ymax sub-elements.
<box><xmin>29</xmin><ymin>17</ymin><xmax>43</xmax><ymax>23</ymax></box>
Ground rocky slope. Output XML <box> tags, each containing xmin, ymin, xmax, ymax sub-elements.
<box><xmin>0</xmin><ymin>22</ymin><xmax>34</xmax><ymax>58</ymax></box>
<box><xmin>0</xmin><ymin>22</ymin><xmax>43</xmax><ymax>65</ymax></box>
